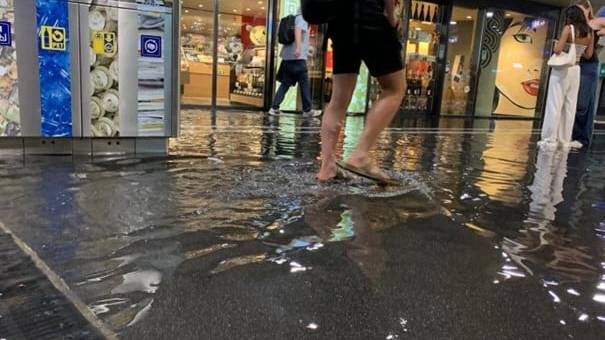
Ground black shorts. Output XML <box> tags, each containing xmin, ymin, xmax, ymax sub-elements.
<box><xmin>329</xmin><ymin>18</ymin><xmax>403</xmax><ymax>78</ymax></box>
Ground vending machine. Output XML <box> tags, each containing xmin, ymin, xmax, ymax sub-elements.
<box><xmin>0</xmin><ymin>0</ymin><xmax>178</xmax><ymax>153</ymax></box>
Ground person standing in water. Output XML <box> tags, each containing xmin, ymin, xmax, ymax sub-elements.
<box><xmin>572</xmin><ymin>0</ymin><xmax>600</xmax><ymax>148</ymax></box>
<box><xmin>316</xmin><ymin>0</ymin><xmax>405</xmax><ymax>184</ymax></box>
<box><xmin>539</xmin><ymin>6</ymin><xmax>594</xmax><ymax>149</ymax></box>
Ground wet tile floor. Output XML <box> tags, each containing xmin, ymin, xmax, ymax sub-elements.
<box><xmin>1</xmin><ymin>110</ymin><xmax>605</xmax><ymax>339</ymax></box>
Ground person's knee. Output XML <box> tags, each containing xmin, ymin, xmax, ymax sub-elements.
<box><xmin>383</xmin><ymin>82</ymin><xmax>406</xmax><ymax>102</ymax></box>
<box><xmin>328</xmin><ymin>97</ymin><xmax>350</xmax><ymax>112</ymax></box>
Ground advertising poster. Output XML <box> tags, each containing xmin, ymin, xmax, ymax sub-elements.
<box><xmin>36</xmin><ymin>0</ymin><xmax>73</xmax><ymax>137</ymax></box>
<box><xmin>0</xmin><ymin>0</ymin><xmax>20</xmax><ymax>137</ymax></box>
<box><xmin>89</xmin><ymin>4</ymin><xmax>120</xmax><ymax>137</ymax></box>
<box><xmin>88</xmin><ymin>1</ymin><xmax>168</xmax><ymax>137</ymax></box>
<box><xmin>477</xmin><ymin>10</ymin><xmax>549</xmax><ymax>118</ymax></box>
<box><xmin>137</xmin><ymin>8</ymin><xmax>166</xmax><ymax>136</ymax></box>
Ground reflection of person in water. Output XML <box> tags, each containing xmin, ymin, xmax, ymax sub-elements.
<box><xmin>502</xmin><ymin>147</ymin><xmax>598</xmax><ymax>283</ymax></box>
<box><xmin>303</xmin><ymin>191</ymin><xmax>440</xmax><ymax>283</ymax></box>
<box><xmin>494</xmin><ymin>17</ymin><xmax>548</xmax><ymax>117</ymax></box>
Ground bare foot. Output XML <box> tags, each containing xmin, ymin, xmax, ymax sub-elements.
<box><xmin>317</xmin><ymin>164</ymin><xmax>338</xmax><ymax>182</ymax></box>
<box><xmin>344</xmin><ymin>155</ymin><xmax>392</xmax><ymax>182</ymax></box>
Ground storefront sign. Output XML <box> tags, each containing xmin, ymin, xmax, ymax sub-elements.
<box><xmin>141</xmin><ymin>35</ymin><xmax>161</xmax><ymax>58</ymax></box>
<box><xmin>40</xmin><ymin>25</ymin><xmax>66</xmax><ymax>51</ymax></box>
<box><xmin>0</xmin><ymin>21</ymin><xmax>12</xmax><ymax>47</ymax></box>
<box><xmin>92</xmin><ymin>31</ymin><xmax>116</xmax><ymax>55</ymax></box>
<box><xmin>600</xmin><ymin>63</ymin><xmax>605</xmax><ymax>79</ymax></box>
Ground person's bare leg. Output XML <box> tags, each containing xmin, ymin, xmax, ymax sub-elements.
<box><xmin>346</xmin><ymin>70</ymin><xmax>405</xmax><ymax>173</ymax></box>
<box><xmin>317</xmin><ymin>74</ymin><xmax>358</xmax><ymax>181</ymax></box>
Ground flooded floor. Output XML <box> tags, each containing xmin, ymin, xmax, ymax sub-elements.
<box><xmin>1</xmin><ymin>110</ymin><xmax>605</xmax><ymax>339</ymax></box>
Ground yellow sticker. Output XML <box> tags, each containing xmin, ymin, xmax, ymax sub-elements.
<box><xmin>40</xmin><ymin>25</ymin><xmax>66</xmax><ymax>51</ymax></box>
<box><xmin>91</xmin><ymin>31</ymin><xmax>116</xmax><ymax>55</ymax></box>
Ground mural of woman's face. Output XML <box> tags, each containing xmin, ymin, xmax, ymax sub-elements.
<box><xmin>495</xmin><ymin>15</ymin><xmax>548</xmax><ymax>111</ymax></box>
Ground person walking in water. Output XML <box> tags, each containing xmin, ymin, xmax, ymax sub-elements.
<box><xmin>317</xmin><ymin>0</ymin><xmax>405</xmax><ymax>184</ymax></box>
<box><xmin>572</xmin><ymin>0</ymin><xmax>600</xmax><ymax>148</ymax></box>
<box><xmin>269</xmin><ymin>7</ymin><xmax>321</xmax><ymax>118</ymax></box>
<box><xmin>539</xmin><ymin>6</ymin><xmax>593</xmax><ymax>149</ymax></box>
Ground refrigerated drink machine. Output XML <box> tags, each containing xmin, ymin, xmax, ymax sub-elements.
<box><xmin>0</xmin><ymin>0</ymin><xmax>178</xmax><ymax>154</ymax></box>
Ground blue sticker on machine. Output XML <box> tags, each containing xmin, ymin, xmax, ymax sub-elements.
<box><xmin>36</xmin><ymin>0</ymin><xmax>72</xmax><ymax>137</ymax></box>
<box><xmin>0</xmin><ymin>21</ymin><xmax>12</xmax><ymax>47</ymax></box>
<box><xmin>141</xmin><ymin>35</ymin><xmax>162</xmax><ymax>58</ymax></box>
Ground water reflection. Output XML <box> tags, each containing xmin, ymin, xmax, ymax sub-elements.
<box><xmin>300</xmin><ymin>189</ymin><xmax>440</xmax><ymax>283</ymax></box>
<box><xmin>1</xmin><ymin>110</ymin><xmax>605</xmax><ymax>337</ymax></box>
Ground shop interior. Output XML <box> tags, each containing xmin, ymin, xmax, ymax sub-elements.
<box><xmin>179</xmin><ymin>0</ymin><xmax>557</xmax><ymax>119</ymax></box>
<box><xmin>440</xmin><ymin>6</ymin><xmax>479</xmax><ymax>116</ymax></box>
<box><xmin>180</xmin><ymin>0</ymin><xmax>268</xmax><ymax>108</ymax></box>
<box><xmin>403</xmin><ymin>0</ymin><xmax>442</xmax><ymax>114</ymax></box>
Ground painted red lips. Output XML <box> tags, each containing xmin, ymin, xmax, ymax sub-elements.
<box><xmin>522</xmin><ymin>79</ymin><xmax>540</xmax><ymax>96</ymax></box>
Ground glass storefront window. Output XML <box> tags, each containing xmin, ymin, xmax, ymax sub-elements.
<box><xmin>220</xmin><ymin>0</ymin><xmax>268</xmax><ymax>108</ymax></box>
<box><xmin>181</xmin><ymin>3</ymin><xmax>217</xmax><ymax>106</ymax></box>
<box><xmin>273</xmin><ymin>0</ymin><xmax>326</xmax><ymax>112</ymax></box>
<box><xmin>441</xmin><ymin>6</ymin><xmax>479</xmax><ymax>116</ymax></box>
<box><xmin>475</xmin><ymin>10</ymin><xmax>552</xmax><ymax>118</ymax></box>
<box><xmin>403</xmin><ymin>0</ymin><xmax>442</xmax><ymax>114</ymax></box>
<box><xmin>181</xmin><ymin>0</ymin><xmax>268</xmax><ymax>108</ymax></box>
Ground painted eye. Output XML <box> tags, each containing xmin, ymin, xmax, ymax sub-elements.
<box><xmin>514</xmin><ymin>33</ymin><xmax>533</xmax><ymax>44</ymax></box>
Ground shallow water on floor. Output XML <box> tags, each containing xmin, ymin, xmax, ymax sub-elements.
<box><xmin>1</xmin><ymin>110</ymin><xmax>605</xmax><ymax>338</ymax></box>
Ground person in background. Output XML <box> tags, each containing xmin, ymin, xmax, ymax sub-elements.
<box><xmin>269</xmin><ymin>8</ymin><xmax>322</xmax><ymax>118</ymax></box>
<box><xmin>572</xmin><ymin>0</ymin><xmax>600</xmax><ymax>148</ymax></box>
<box><xmin>539</xmin><ymin>6</ymin><xmax>594</xmax><ymax>149</ymax></box>
<box><xmin>317</xmin><ymin>0</ymin><xmax>406</xmax><ymax>184</ymax></box>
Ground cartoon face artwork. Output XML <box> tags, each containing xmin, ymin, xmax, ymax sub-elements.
<box><xmin>494</xmin><ymin>16</ymin><xmax>548</xmax><ymax>115</ymax></box>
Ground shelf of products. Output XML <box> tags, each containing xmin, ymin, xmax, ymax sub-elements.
<box><xmin>403</xmin><ymin>1</ymin><xmax>441</xmax><ymax>113</ymax></box>
<box><xmin>230</xmin><ymin>47</ymin><xmax>266</xmax><ymax>106</ymax></box>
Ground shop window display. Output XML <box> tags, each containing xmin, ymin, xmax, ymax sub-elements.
<box><xmin>476</xmin><ymin>10</ymin><xmax>551</xmax><ymax>118</ymax></box>
<box><xmin>181</xmin><ymin>0</ymin><xmax>267</xmax><ymax>108</ymax></box>
<box><xmin>403</xmin><ymin>1</ymin><xmax>441</xmax><ymax>114</ymax></box>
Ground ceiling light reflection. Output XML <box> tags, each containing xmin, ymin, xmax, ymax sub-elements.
<box><xmin>549</xmin><ymin>291</ymin><xmax>561</xmax><ymax>303</ymax></box>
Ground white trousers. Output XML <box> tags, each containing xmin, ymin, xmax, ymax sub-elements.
<box><xmin>541</xmin><ymin>65</ymin><xmax>581</xmax><ymax>145</ymax></box>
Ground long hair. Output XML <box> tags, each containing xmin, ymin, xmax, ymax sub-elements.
<box><xmin>565</xmin><ymin>6</ymin><xmax>591</xmax><ymax>38</ymax></box>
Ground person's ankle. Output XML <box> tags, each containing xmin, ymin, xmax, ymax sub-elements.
<box><xmin>347</xmin><ymin>152</ymin><xmax>369</xmax><ymax>166</ymax></box>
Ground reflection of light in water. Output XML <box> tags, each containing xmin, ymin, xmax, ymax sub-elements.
<box><xmin>126</xmin><ymin>299</ymin><xmax>154</xmax><ymax>327</ymax></box>
<box><xmin>329</xmin><ymin>210</ymin><xmax>355</xmax><ymax>242</ymax></box>
<box><xmin>90</xmin><ymin>297</ymin><xmax>129</xmax><ymax>315</ymax></box>
<box><xmin>548</xmin><ymin>291</ymin><xmax>561</xmax><ymax>303</ymax></box>
<box><xmin>593</xmin><ymin>293</ymin><xmax>605</xmax><ymax>304</ymax></box>
<box><xmin>306</xmin><ymin>322</ymin><xmax>319</xmax><ymax>330</ymax></box>
<box><xmin>475</xmin><ymin>121</ymin><xmax>533</xmax><ymax>204</ymax></box>
<box><xmin>277</xmin><ymin>114</ymin><xmax>297</xmax><ymax>158</ymax></box>
<box><xmin>111</xmin><ymin>269</ymin><xmax>162</xmax><ymax>294</ymax></box>
<box><xmin>567</xmin><ymin>288</ymin><xmax>580</xmax><ymax>296</ymax></box>
<box><xmin>343</xmin><ymin>116</ymin><xmax>364</xmax><ymax>160</ymax></box>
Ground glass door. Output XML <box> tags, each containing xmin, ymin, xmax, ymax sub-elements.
<box><xmin>180</xmin><ymin>0</ymin><xmax>269</xmax><ymax>109</ymax></box>
<box><xmin>271</xmin><ymin>0</ymin><xmax>327</xmax><ymax>113</ymax></box>
<box><xmin>180</xmin><ymin>1</ymin><xmax>216</xmax><ymax>106</ymax></box>
<box><xmin>440</xmin><ymin>5</ymin><xmax>480</xmax><ymax>116</ymax></box>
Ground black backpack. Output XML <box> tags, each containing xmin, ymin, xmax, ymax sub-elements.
<box><xmin>278</xmin><ymin>15</ymin><xmax>297</xmax><ymax>45</ymax></box>
<box><xmin>301</xmin><ymin>0</ymin><xmax>345</xmax><ymax>24</ymax></box>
